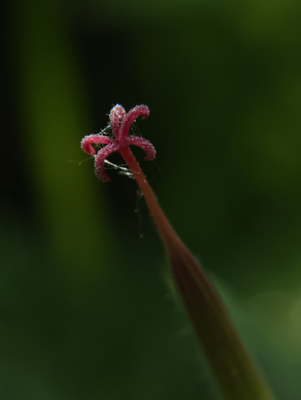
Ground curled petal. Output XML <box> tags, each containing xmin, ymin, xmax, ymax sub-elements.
<box><xmin>109</xmin><ymin>104</ymin><xmax>126</xmax><ymax>139</ymax></box>
<box><xmin>119</xmin><ymin>105</ymin><xmax>150</xmax><ymax>140</ymax></box>
<box><xmin>94</xmin><ymin>143</ymin><xmax>121</xmax><ymax>182</ymax></box>
<box><xmin>125</xmin><ymin>136</ymin><xmax>156</xmax><ymax>160</ymax></box>
<box><xmin>81</xmin><ymin>135</ymin><xmax>111</xmax><ymax>155</ymax></box>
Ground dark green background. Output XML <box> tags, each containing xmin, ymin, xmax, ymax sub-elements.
<box><xmin>2</xmin><ymin>0</ymin><xmax>301</xmax><ymax>398</ymax></box>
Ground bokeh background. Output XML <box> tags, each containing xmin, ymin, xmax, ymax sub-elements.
<box><xmin>2</xmin><ymin>0</ymin><xmax>301</xmax><ymax>398</ymax></box>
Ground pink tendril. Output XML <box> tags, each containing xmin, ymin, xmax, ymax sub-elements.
<box><xmin>81</xmin><ymin>104</ymin><xmax>156</xmax><ymax>182</ymax></box>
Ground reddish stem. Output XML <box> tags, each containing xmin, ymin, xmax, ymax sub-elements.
<box><xmin>120</xmin><ymin>145</ymin><xmax>273</xmax><ymax>400</ymax></box>
<box><xmin>120</xmin><ymin>146</ymin><xmax>178</xmax><ymax>248</ymax></box>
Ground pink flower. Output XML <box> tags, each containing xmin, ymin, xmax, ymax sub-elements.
<box><xmin>80</xmin><ymin>104</ymin><xmax>274</xmax><ymax>400</ymax></box>
<box><xmin>81</xmin><ymin>104</ymin><xmax>156</xmax><ymax>182</ymax></box>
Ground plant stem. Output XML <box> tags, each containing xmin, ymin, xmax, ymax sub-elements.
<box><xmin>120</xmin><ymin>146</ymin><xmax>178</xmax><ymax>248</ymax></box>
<box><xmin>120</xmin><ymin>145</ymin><xmax>275</xmax><ymax>400</ymax></box>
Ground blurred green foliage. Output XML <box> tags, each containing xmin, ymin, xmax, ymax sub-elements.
<box><xmin>2</xmin><ymin>0</ymin><xmax>301</xmax><ymax>398</ymax></box>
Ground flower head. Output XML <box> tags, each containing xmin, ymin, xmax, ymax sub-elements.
<box><xmin>81</xmin><ymin>104</ymin><xmax>156</xmax><ymax>182</ymax></box>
